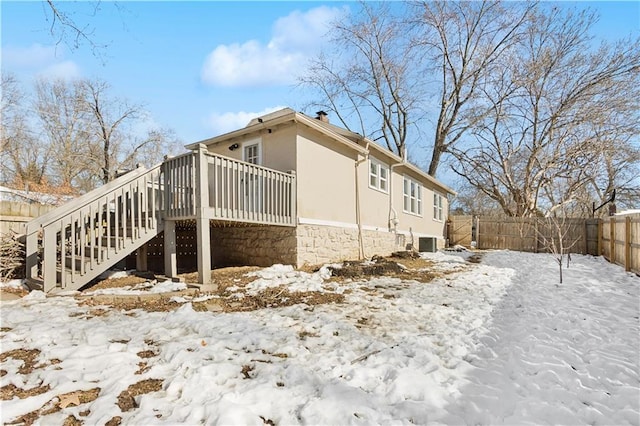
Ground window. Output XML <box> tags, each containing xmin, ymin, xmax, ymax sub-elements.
<box><xmin>243</xmin><ymin>141</ymin><xmax>261</xmax><ymax>165</ymax></box>
<box><xmin>433</xmin><ymin>193</ymin><xmax>444</xmax><ymax>221</ymax></box>
<box><xmin>403</xmin><ymin>176</ymin><xmax>422</xmax><ymax>215</ymax></box>
<box><xmin>369</xmin><ymin>158</ymin><xmax>389</xmax><ymax>192</ymax></box>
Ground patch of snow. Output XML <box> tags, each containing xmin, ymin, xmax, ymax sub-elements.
<box><xmin>83</xmin><ymin>280</ymin><xmax>187</xmax><ymax>296</ymax></box>
<box><xmin>0</xmin><ymin>279</ymin><xmax>25</xmax><ymax>289</ymax></box>
<box><xmin>97</xmin><ymin>270</ymin><xmax>136</xmax><ymax>280</ymax></box>
<box><xmin>244</xmin><ymin>264</ymin><xmax>331</xmax><ymax>295</ymax></box>
<box><xmin>1</xmin><ymin>252</ymin><xmax>638</xmax><ymax>425</ymax></box>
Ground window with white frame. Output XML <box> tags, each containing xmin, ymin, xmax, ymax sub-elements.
<box><xmin>403</xmin><ymin>176</ymin><xmax>422</xmax><ymax>215</ymax></box>
<box><xmin>369</xmin><ymin>158</ymin><xmax>389</xmax><ymax>192</ymax></box>
<box><xmin>243</xmin><ymin>140</ymin><xmax>261</xmax><ymax>165</ymax></box>
<box><xmin>433</xmin><ymin>192</ymin><xmax>444</xmax><ymax>221</ymax></box>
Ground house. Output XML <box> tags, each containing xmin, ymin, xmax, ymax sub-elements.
<box><xmin>24</xmin><ymin>108</ymin><xmax>455</xmax><ymax>293</ymax></box>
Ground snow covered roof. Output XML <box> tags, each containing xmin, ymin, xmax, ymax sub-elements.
<box><xmin>0</xmin><ymin>185</ymin><xmax>75</xmax><ymax>206</ymax></box>
<box><xmin>615</xmin><ymin>209</ymin><xmax>640</xmax><ymax>216</ymax></box>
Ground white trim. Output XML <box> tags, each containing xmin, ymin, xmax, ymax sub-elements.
<box><xmin>402</xmin><ymin>175</ymin><xmax>423</xmax><ymax>216</ymax></box>
<box><xmin>433</xmin><ymin>192</ymin><xmax>444</xmax><ymax>222</ymax></box>
<box><xmin>297</xmin><ymin>217</ymin><xmax>441</xmax><ymax>239</ymax></box>
<box><xmin>368</xmin><ymin>157</ymin><xmax>389</xmax><ymax>194</ymax></box>
<box><xmin>242</xmin><ymin>138</ymin><xmax>262</xmax><ymax>165</ymax></box>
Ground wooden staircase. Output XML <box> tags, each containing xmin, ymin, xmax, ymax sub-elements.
<box><xmin>24</xmin><ymin>146</ymin><xmax>298</xmax><ymax>293</ymax></box>
<box><xmin>25</xmin><ymin>164</ymin><xmax>164</xmax><ymax>293</ymax></box>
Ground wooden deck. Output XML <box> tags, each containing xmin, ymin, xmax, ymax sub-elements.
<box><xmin>25</xmin><ymin>145</ymin><xmax>296</xmax><ymax>292</ymax></box>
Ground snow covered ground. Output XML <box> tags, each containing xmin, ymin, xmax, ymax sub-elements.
<box><xmin>1</xmin><ymin>251</ymin><xmax>638</xmax><ymax>425</ymax></box>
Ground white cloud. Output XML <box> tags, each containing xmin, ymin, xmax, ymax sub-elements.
<box><xmin>207</xmin><ymin>106</ymin><xmax>286</xmax><ymax>135</ymax></box>
<box><xmin>201</xmin><ymin>6</ymin><xmax>347</xmax><ymax>87</ymax></box>
<box><xmin>2</xmin><ymin>44</ymin><xmax>58</xmax><ymax>68</ymax></box>
<box><xmin>2</xmin><ymin>43</ymin><xmax>81</xmax><ymax>80</ymax></box>
<box><xmin>37</xmin><ymin>60</ymin><xmax>81</xmax><ymax>81</ymax></box>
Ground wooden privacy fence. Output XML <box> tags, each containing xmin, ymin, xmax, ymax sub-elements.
<box><xmin>447</xmin><ymin>215</ymin><xmax>639</xmax><ymax>275</ymax></box>
<box><xmin>601</xmin><ymin>215</ymin><xmax>639</xmax><ymax>274</ymax></box>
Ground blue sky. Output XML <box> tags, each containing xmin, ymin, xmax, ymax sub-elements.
<box><xmin>2</xmin><ymin>1</ymin><xmax>639</xmax><ymax>150</ymax></box>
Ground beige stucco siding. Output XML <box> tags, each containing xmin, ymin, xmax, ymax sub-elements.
<box><xmin>295</xmin><ymin>126</ymin><xmax>358</xmax><ymax>224</ymax></box>
<box><xmin>204</xmin><ymin>126</ymin><xmax>297</xmax><ymax>173</ymax></box>
<box><xmin>357</xmin><ymin>158</ymin><xmax>448</xmax><ymax>239</ymax></box>
<box><xmin>358</xmin><ymin>155</ymin><xmax>393</xmax><ymax>231</ymax></box>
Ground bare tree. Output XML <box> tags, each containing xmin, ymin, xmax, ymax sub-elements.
<box><xmin>81</xmin><ymin>79</ymin><xmax>182</xmax><ymax>185</ymax></box>
<box><xmin>1</xmin><ymin>73</ymin><xmax>49</xmax><ymax>187</ymax></box>
<box><xmin>34</xmin><ymin>78</ymin><xmax>92</xmax><ymax>189</ymax></box>
<box><xmin>450</xmin><ymin>8</ymin><xmax>640</xmax><ymax>217</ymax></box>
<box><xmin>302</xmin><ymin>1</ymin><xmax>533</xmax><ymax>172</ymax></box>
<box><xmin>537</xmin><ymin>215</ymin><xmax>580</xmax><ymax>284</ymax></box>
<box><xmin>40</xmin><ymin>0</ymin><xmax>124</xmax><ymax>59</ymax></box>
<box><xmin>412</xmin><ymin>0</ymin><xmax>535</xmax><ymax>176</ymax></box>
<box><xmin>80</xmin><ymin>79</ymin><xmax>143</xmax><ymax>184</ymax></box>
<box><xmin>300</xmin><ymin>2</ymin><xmax>419</xmax><ymax>158</ymax></box>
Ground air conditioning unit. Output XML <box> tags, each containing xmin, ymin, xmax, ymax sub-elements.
<box><xmin>418</xmin><ymin>237</ymin><xmax>437</xmax><ymax>253</ymax></box>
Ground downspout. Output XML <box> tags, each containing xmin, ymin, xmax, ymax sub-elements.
<box><xmin>389</xmin><ymin>147</ymin><xmax>407</xmax><ymax>234</ymax></box>
<box><xmin>355</xmin><ymin>142</ymin><xmax>370</xmax><ymax>260</ymax></box>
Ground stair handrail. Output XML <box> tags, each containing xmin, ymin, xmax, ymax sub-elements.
<box><xmin>25</xmin><ymin>163</ymin><xmax>163</xmax><ymax>236</ymax></box>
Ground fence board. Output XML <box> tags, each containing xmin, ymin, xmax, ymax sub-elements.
<box><xmin>450</xmin><ymin>214</ymin><xmax>639</xmax><ymax>275</ymax></box>
<box><xmin>447</xmin><ymin>215</ymin><xmax>473</xmax><ymax>247</ymax></box>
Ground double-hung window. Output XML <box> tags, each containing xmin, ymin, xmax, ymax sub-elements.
<box><xmin>403</xmin><ymin>176</ymin><xmax>422</xmax><ymax>215</ymax></box>
<box><xmin>243</xmin><ymin>140</ymin><xmax>261</xmax><ymax>165</ymax></box>
<box><xmin>433</xmin><ymin>193</ymin><xmax>443</xmax><ymax>221</ymax></box>
<box><xmin>369</xmin><ymin>158</ymin><xmax>389</xmax><ymax>193</ymax></box>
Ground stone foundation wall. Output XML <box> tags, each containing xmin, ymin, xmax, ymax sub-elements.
<box><xmin>295</xmin><ymin>224</ymin><xmax>407</xmax><ymax>266</ymax></box>
<box><xmin>211</xmin><ymin>225</ymin><xmax>297</xmax><ymax>267</ymax></box>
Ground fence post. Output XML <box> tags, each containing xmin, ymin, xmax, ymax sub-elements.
<box><xmin>625</xmin><ymin>216</ymin><xmax>631</xmax><ymax>271</ymax></box>
<box><xmin>610</xmin><ymin>217</ymin><xmax>615</xmax><ymax>264</ymax></box>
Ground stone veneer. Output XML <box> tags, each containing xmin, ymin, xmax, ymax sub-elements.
<box><xmin>132</xmin><ymin>223</ymin><xmax>437</xmax><ymax>272</ymax></box>
<box><xmin>210</xmin><ymin>225</ymin><xmax>297</xmax><ymax>267</ymax></box>
<box><xmin>208</xmin><ymin>223</ymin><xmax>413</xmax><ymax>267</ymax></box>
<box><xmin>295</xmin><ymin>224</ymin><xmax>407</xmax><ymax>266</ymax></box>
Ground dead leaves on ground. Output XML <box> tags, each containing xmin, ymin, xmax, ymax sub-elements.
<box><xmin>6</xmin><ymin>388</ymin><xmax>100</xmax><ymax>426</ymax></box>
<box><xmin>116</xmin><ymin>379</ymin><xmax>163</xmax><ymax>412</ymax></box>
<box><xmin>0</xmin><ymin>349</ymin><xmax>41</xmax><ymax>374</ymax></box>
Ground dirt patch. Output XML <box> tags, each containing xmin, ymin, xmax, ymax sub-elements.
<box><xmin>105</xmin><ymin>417</ymin><xmax>122</xmax><ymax>426</ymax></box>
<box><xmin>137</xmin><ymin>350</ymin><xmax>156</xmax><ymax>359</ymax></box>
<box><xmin>0</xmin><ymin>349</ymin><xmax>41</xmax><ymax>374</ymax></box>
<box><xmin>63</xmin><ymin>415</ymin><xmax>82</xmax><ymax>426</ymax></box>
<box><xmin>116</xmin><ymin>379</ymin><xmax>163</xmax><ymax>412</ymax></box>
<box><xmin>0</xmin><ymin>383</ymin><xmax>51</xmax><ymax>400</ymax></box>
<box><xmin>1</xmin><ymin>286</ymin><xmax>29</xmax><ymax>298</ymax></box>
<box><xmin>179</xmin><ymin>266</ymin><xmax>261</xmax><ymax>290</ymax></box>
<box><xmin>467</xmin><ymin>253</ymin><xmax>484</xmax><ymax>263</ymax></box>
<box><xmin>220</xmin><ymin>287</ymin><xmax>345</xmax><ymax>312</ymax></box>
<box><xmin>87</xmin><ymin>274</ymin><xmax>153</xmax><ymax>291</ymax></box>
<box><xmin>6</xmin><ymin>388</ymin><xmax>100</xmax><ymax>426</ymax></box>
<box><xmin>241</xmin><ymin>364</ymin><xmax>255</xmax><ymax>379</ymax></box>
<box><xmin>328</xmin><ymin>255</ymin><xmax>440</xmax><ymax>283</ymax></box>
<box><xmin>80</xmin><ymin>297</ymin><xmax>187</xmax><ymax>313</ymax></box>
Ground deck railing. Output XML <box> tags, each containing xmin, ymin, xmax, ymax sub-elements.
<box><xmin>163</xmin><ymin>149</ymin><xmax>296</xmax><ymax>226</ymax></box>
<box><xmin>205</xmin><ymin>152</ymin><xmax>296</xmax><ymax>226</ymax></box>
<box><xmin>162</xmin><ymin>152</ymin><xmax>196</xmax><ymax>219</ymax></box>
<box><xmin>25</xmin><ymin>164</ymin><xmax>164</xmax><ymax>292</ymax></box>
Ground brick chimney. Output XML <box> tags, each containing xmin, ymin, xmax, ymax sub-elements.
<box><xmin>315</xmin><ymin>110</ymin><xmax>329</xmax><ymax>123</ymax></box>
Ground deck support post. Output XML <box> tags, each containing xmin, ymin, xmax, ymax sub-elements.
<box><xmin>164</xmin><ymin>220</ymin><xmax>177</xmax><ymax>278</ymax></box>
<box><xmin>25</xmin><ymin>230</ymin><xmax>39</xmax><ymax>283</ymax></box>
<box><xmin>195</xmin><ymin>144</ymin><xmax>212</xmax><ymax>286</ymax></box>
<box><xmin>136</xmin><ymin>243</ymin><xmax>148</xmax><ymax>272</ymax></box>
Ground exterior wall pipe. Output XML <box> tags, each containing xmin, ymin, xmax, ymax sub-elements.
<box><xmin>354</xmin><ymin>142</ymin><xmax>370</xmax><ymax>259</ymax></box>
